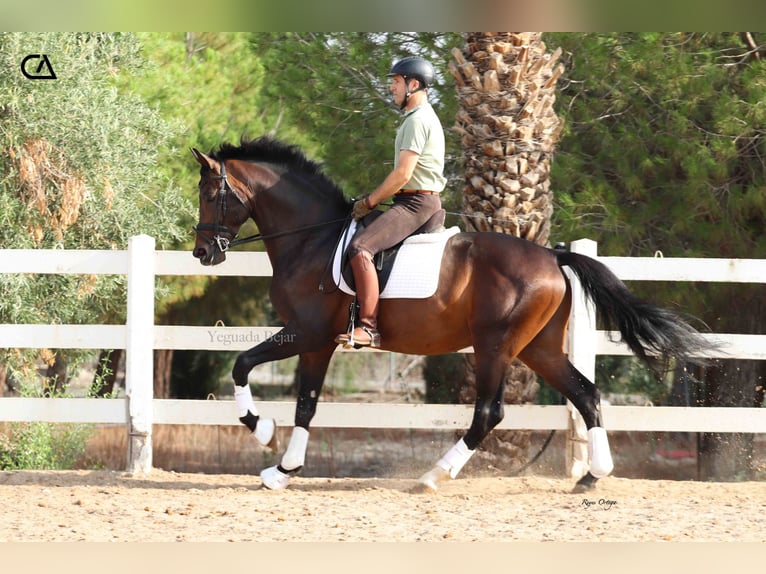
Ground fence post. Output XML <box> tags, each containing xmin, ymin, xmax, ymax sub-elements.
<box><xmin>125</xmin><ymin>234</ymin><xmax>156</xmax><ymax>473</ymax></box>
<box><xmin>565</xmin><ymin>238</ymin><xmax>599</xmax><ymax>479</ymax></box>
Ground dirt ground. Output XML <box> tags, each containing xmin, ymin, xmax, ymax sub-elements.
<box><xmin>1</xmin><ymin>468</ymin><xmax>765</xmax><ymax>542</ymax></box>
<box><xmin>3</xmin><ymin>419</ymin><xmax>765</xmax><ymax>543</ymax></box>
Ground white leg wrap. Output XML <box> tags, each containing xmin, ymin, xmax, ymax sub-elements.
<box><xmin>254</xmin><ymin>417</ymin><xmax>276</xmax><ymax>447</ymax></box>
<box><xmin>588</xmin><ymin>427</ymin><xmax>614</xmax><ymax>478</ymax></box>
<box><xmin>234</xmin><ymin>384</ymin><xmax>257</xmax><ymax>418</ymax></box>
<box><xmin>281</xmin><ymin>426</ymin><xmax>309</xmax><ymax>471</ymax></box>
<box><xmin>436</xmin><ymin>438</ymin><xmax>475</xmax><ymax>479</ymax></box>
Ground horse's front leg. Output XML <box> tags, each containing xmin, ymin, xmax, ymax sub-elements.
<box><xmin>231</xmin><ymin>323</ymin><xmax>310</xmax><ymax>451</ymax></box>
<box><xmin>260</xmin><ymin>344</ymin><xmax>336</xmax><ymax>490</ymax></box>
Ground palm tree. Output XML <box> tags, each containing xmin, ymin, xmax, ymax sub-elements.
<box><xmin>449</xmin><ymin>32</ymin><xmax>565</xmax><ymax>471</ymax></box>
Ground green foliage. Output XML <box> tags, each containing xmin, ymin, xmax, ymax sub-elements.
<box><xmin>596</xmin><ymin>356</ymin><xmax>666</xmax><ymax>404</ymax></box>
<box><xmin>89</xmin><ymin>351</ymin><xmax>117</xmax><ymax>398</ymax></box>
<box><xmin>548</xmin><ymin>33</ymin><xmax>766</xmax><ymax>407</ymax></box>
<box><xmin>550</xmin><ymin>32</ymin><xmax>766</xmax><ymax>259</ymax></box>
<box><xmin>170</xmin><ymin>350</ymin><xmax>234</xmax><ymax>399</ymax></box>
<box><xmin>535</xmin><ymin>378</ymin><xmax>564</xmax><ymax>406</ymax></box>
<box><xmin>0</xmin><ymin>372</ymin><xmax>99</xmax><ymax>470</ymax></box>
<box><xmin>0</xmin><ymin>32</ymin><xmax>192</xmax><ymax>380</ymax></box>
<box><xmin>0</xmin><ymin>33</ymin><xmax>190</xmax><ymax>251</ymax></box>
<box><xmin>119</xmin><ymin>33</ymin><xmax>282</xmax><ymax>242</ymax></box>
<box><xmin>0</xmin><ymin>422</ymin><xmax>92</xmax><ymax>470</ymax></box>
<box><xmin>121</xmin><ymin>33</ymin><xmax>287</xmax><ymax>324</ymax></box>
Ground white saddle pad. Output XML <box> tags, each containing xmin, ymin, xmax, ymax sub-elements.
<box><xmin>332</xmin><ymin>221</ymin><xmax>460</xmax><ymax>299</ymax></box>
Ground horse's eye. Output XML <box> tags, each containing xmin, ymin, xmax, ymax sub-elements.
<box><xmin>200</xmin><ymin>187</ymin><xmax>216</xmax><ymax>202</ymax></box>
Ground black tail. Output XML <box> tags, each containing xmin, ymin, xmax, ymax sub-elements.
<box><xmin>556</xmin><ymin>250</ymin><xmax>720</xmax><ymax>376</ymax></box>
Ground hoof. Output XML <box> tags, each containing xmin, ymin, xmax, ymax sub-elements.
<box><xmin>571</xmin><ymin>472</ymin><xmax>599</xmax><ymax>494</ymax></box>
<box><xmin>260</xmin><ymin>465</ymin><xmax>290</xmax><ymax>490</ymax></box>
<box><xmin>409</xmin><ymin>483</ymin><xmax>438</xmax><ymax>494</ymax></box>
<box><xmin>417</xmin><ymin>466</ymin><xmax>450</xmax><ymax>492</ymax></box>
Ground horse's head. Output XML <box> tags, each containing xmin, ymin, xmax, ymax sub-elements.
<box><xmin>191</xmin><ymin>148</ymin><xmax>251</xmax><ymax>266</ymax></box>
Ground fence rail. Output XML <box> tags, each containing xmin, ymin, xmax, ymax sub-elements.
<box><xmin>0</xmin><ymin>398</ymin><xmax>763</xmax><ymax>433</ymax></box>
<box><xmin>1</xmin><ymin>235</ymin><xmax>765</xmax><ymax>474</ymax></box>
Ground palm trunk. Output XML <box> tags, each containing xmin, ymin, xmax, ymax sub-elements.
<box><xmin>451</xmin><ymin>32</ymin><xmax>564</xmax><ymax>472</ymax></box>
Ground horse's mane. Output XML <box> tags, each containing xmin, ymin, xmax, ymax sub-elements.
<box><xmin>211</xmin><ymin>136</ymin><xmax>350</xmax><ymax>206</ymax></box>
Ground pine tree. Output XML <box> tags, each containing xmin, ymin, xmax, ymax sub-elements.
<box><xmin>551</xmin><ymin>32</ymin><xmax>766</xmax><ymax>479</ymax></box>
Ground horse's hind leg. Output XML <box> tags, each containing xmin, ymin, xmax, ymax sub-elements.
<box><xmin>546</xmin><ymin>359</ymin><xmax>613</xmax><ymax>490</ymax></box>
<box><xmin>519</xmin><ymin>334</ymin><xmax>614</xmax><ymax>491</ymax></box>
<box><xmin>418</xmin><ymin>346</ymin><xmax>509</xmax><ymax>491</ymax></box>
<box><xmin>418</xmin><ymin>269</ymin><xmax>572</xmax><ymax>492</ymax></box>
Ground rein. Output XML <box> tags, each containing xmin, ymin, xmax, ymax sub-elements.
<box><xmin>196</xmin><ymin>165</ymin><xmax>527</xmax><ymax>290</ymax></box>
<box><xmin>225</xmin><ymin>217</ymin><xmax>351</xmax><ymax>249</ymax></box>
<box><xmin>194</xmin><ymin>159</ymin><xmax>350</xmax><ymax>254</ymax></box>
<box><xmin>197</xmin><ymin>162</ymin><xmax>527</xmax><ymax>258</ymax></box>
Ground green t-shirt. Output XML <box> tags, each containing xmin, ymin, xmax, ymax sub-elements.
<box><xmin>394</xmin><ymin>102</ymin><xmax>447</xmax><ymax>192</ymax></box>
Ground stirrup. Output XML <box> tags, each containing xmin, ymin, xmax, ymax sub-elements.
<box><xmin>335</xmin><ymin>326</ymin><xmax>381</xmax><ymax>349</ymax></box>
<box><xmin>358</xmin><ymin>325</ymin><xmax>381</xmax><ymax>348</ymax></box>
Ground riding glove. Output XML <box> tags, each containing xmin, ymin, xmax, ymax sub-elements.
<box><xmin>352</xmin><ymin>196</ymin><xmax>374</xmax><ymax>220</ymax></box>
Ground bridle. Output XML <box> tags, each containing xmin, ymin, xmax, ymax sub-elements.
<box><xmin>194</xmin><ymin>160</ymin><xmax>247</xmax><ymax>255</ymax></box>
<box><xmin>194</xmin><ymin>159</ymin><xmax>351</xmax><ymax>257</ymax></box>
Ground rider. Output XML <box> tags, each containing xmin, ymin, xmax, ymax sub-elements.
<box><xmin>335</xmin><ymin>56</ymin><xmax>447</xmax><ymax>348</ymax></box>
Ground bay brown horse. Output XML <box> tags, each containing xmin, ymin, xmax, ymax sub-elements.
<box><xmin>191</xmin><ymin>136</ymin><xmax>714</xmax><ymax>492</ymax></box>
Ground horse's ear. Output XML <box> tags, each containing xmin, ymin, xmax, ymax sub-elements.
<box><xmin>190</xmin><ymin>147</ymin><xmax>216</xmax><ymax>170</ymax></box>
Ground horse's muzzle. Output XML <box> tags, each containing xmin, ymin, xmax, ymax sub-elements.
<box><xmin>193</xmin><ymin>244</ymin><xmax>226</xmax><ymax>266</ymax></box>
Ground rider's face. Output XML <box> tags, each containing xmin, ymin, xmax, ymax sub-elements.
<box><xmin>389</xmin><ymin>75</ymin><xmax>409</xmax><ymax>106</ymax></box>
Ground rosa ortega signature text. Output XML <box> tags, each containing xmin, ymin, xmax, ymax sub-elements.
<box><xmin>581</xmin><ymin>498</ymin><xmax>617</xmax><ymax>510</ymax></box>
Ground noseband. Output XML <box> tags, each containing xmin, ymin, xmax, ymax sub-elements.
<box><xmin>194</xmin><ymin>161</ymin><xmax>247</xmax><ymax>254</ymax></box>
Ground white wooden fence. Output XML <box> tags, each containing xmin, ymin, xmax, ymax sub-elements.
<box><xmin>0</xmin><ymin>235</ymin><xmax>764</xmax><ymax>474</ymax></box>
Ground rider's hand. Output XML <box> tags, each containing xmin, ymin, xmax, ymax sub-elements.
<box><xmin>352</xmin><ymin>196</ymin><xmax>374</xmax><ymax>220</ymax></box>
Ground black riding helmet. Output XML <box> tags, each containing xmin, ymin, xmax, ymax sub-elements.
<box><xmin>387</xmin><ymin>56</ymin><xmax>434</xmax><ymax>108</ymax></box>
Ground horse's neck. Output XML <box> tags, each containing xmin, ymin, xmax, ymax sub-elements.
<box><xmin>252</xmin><ymin>185</ymin><xmax>345</xmax><ymax>271</ymax></box>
